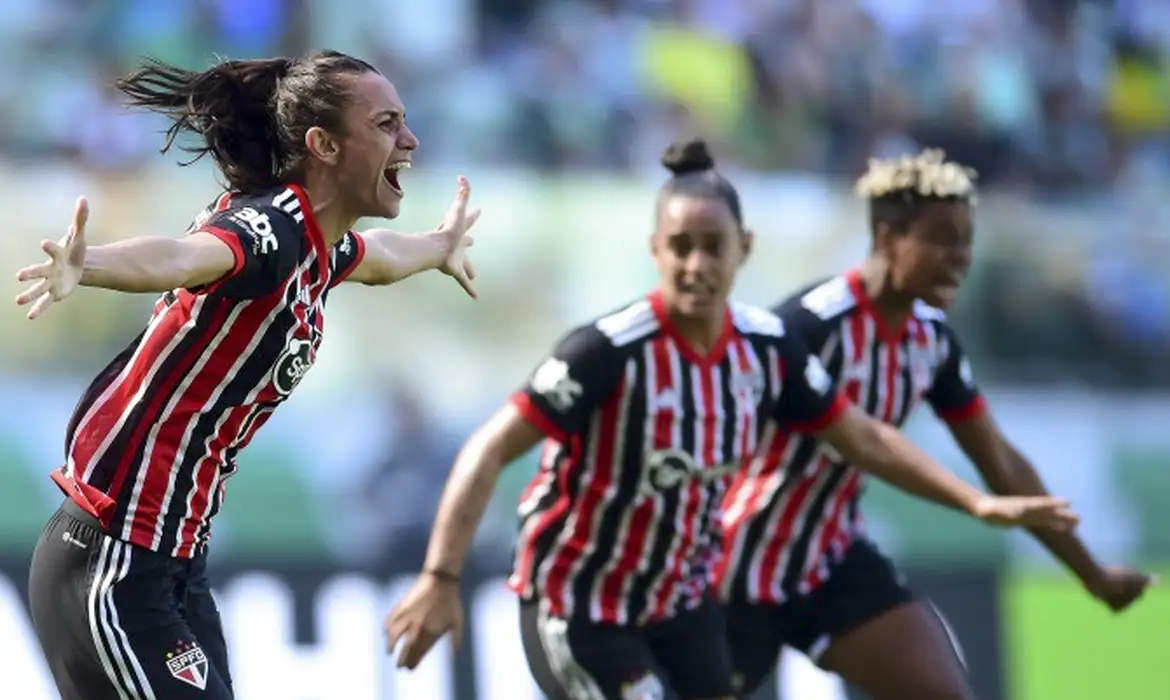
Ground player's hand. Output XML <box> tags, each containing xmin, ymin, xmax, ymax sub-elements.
<box><xmin>435</xmin><ymin>175</ymin><xmax>480</xmax><ymax>299</ymax></box>
<box><xmin>384</xmin><ymin>572</ymin><xmax>464</xmax><ymax>670</ymax></box>
<box><xmin>15</xmin><ymin>196</ymin><xmax>89</xmax><ymax>319</ymax></box>
<box><xmin>1087</xmin><ymin>566</ymin><xmax>1157</xmax><ymax>613</ymax></box>
<box><xmin>971</xmin><ymin>494</ymin><xmax>1078</xmax><ymax>529</ymax></box>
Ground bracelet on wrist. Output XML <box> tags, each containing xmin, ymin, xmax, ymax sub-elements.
<box><xmin>422</xmin><ymin>568</ymin><xmax>461</xmax><ymax>584</ymax></box>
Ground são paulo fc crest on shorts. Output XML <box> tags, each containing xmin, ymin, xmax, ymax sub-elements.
<box><xmin>166</xmin><ymin>640</ymin><xmax>209</xmax><ymax>690</ymax></box>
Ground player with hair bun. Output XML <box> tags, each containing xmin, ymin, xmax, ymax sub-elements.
<box><xmin>385</xmin><ymin>141</ymin><xmax>1076</xmax><ymax>700</ymax></box>
<box><xmin>717</xmin><ymin>149</ymin><xmax>1153</xmax><ymax>700</ymax></box>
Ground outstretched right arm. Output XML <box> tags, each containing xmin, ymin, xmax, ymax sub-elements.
<box><xmin>419</xmin><ymin>405</ymin><xmax>543</xmax><ymax>580</ymax></box>
<box><xmin>386</xmin><ymin>323</ymin><xmax>620</xmax><ymax>670</ymax></box>
<box><xmin>79</xmin><ymin>233</ymin><xmax>236</xmax><ymax>293</ymax></box>
<box><xmin>420</xmin><ymin>323</ymin><xmax>618</xmax><ymax>580</ymax></box>
<box><xmin>16</xmin><ymin>196</ymin><xmax>301</xmax><ymax>318</ymax></box>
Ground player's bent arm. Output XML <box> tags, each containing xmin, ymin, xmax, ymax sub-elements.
<box><xmin>948</xmin><ymin>411</ymin><xmax>1105</xmax><ymax>586</ymax></box>
<box><xmin>345</xmin><ymin>229</ymin><xmax>450</xmax><ymax>285</ymax></box>
<box><xmin>421</xmin><ymin>405</ymin><xmax>544</xmax><ymax>578</ymax></box>
<box><xmin>815</xmin><ymin>404</ymin><xmax>987</xmax><ymax>516</ymax></box>
<box><xmin>81</xmin><ymin>232</ymin><xmax>236</xmax><ymax>293</ymax></box>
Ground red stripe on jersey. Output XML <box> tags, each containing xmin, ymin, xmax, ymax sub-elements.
<box><xmin>937</xmin><ymin>395</ymin><xmax>988</xmax><ymax>423</ymax></box>
<box><xmin>595</xmin><ymin>338</ymin><xmax>674</xmax><ymax>623</ymax></box>
<box><xmin>650</xmin><ymin>359</ymin><xmax>715</xmax><ymax>620</ymax></box>
<box><xmin>198</xmin><ymin>225</ymin><xmax>248</xmax><ymax>295</ymax></box>
<box><xmin>711</xmin><ymin>339</ymin><xmax>763</xmax><ymax>593</ymax></box>
<box><xmin>508</xmin><ymin>439</ymin><xmax>582</xmax><ymax>601</ymax></box>
<box><xmin>127</xmin><ymin>297</ymin><xmax>256</xmax><ymax>546</ymax></box>
<box><xmin>509</xmin><ymin>444</ymin><xmax>561</xmax><ymax>596</ymax></box>
<box><xmin>753</xmin><ymin>464</ymin><xmax>821</xmax><ymax>599</ymax></box>
<box><xmin>71</xmin><ymin>300</ymin><xmax>200</xmax><ymax>484</ymax></box>
<box><xmin>110</xmin><ymin>303</ymin><xmax>232</xmax><ymax>548</ymax></box>
<box><xmin>511</xmin><ymin>392</ymin><xmax>572</xmax><ymax>444</ymax></box>
<box><xmin>803</xmin><ymin>321</ymin><xmax>900</xmax><ymax>591</ymax></box>
<box><xmin>545</xmin><ymin>371</ymin><xmax>626</xmax><ymax>619</ymax></box>
<box><xmin>167</xmin><ymin>291</ymin><xmax>306</xmax><ymax>556</ymax></box>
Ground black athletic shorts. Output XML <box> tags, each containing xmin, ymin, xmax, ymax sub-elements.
<box><xmin>723</xmin><ymin>538</ymin><xmax>914</xmax><ymax>695</ymax></box>
<box><xmin>519</xmin><ymin>595</ymin><xmax>735</xmax><ymax>700</ymax></box>
<box><xmin>28</xmin><ymin>499</ymin><xmax>234</xmax><ymax>700</ymax></box>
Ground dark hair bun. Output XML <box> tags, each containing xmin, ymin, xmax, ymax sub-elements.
<box><xmin>661</xmin><ymin>138</ymin><xmax>715</xmax><ymax>176</ymax></box>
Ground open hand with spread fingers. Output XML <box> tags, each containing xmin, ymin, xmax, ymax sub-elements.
<box><xmin>435</xmin><ymin>175</ymin><xmax>481</xmax><ymax>298</ymax></box>
<box><xmin>15</xmin><ymin>196</ymin><xmax>89</xmax><ymax>320</ymax></box>
<box><xmin>972</xmin><ymin>494</ymin><xmax>1079</xmax><ymax>529</ymax></box>
<box><xmin>384</xmin><ymin>572</ymin><xmax>464</xmax><ymax>670</ymax></box>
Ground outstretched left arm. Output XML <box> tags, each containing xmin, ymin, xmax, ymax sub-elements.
<box><xmin>948</xmin><ymin>411</ymin><xmax>1154</xmax><ymax>611</ymax></box>
<box><xmin>948</xmin><ymin>412</ymin><xmax>1103</xmax><ymax>584</ymax></box>
<box><xmin>344</xmin><ymin>229</ymin><xmax>450</xmax><ymax>285</ymax></box>
<box><xmin>340</xmin><ymin>176</ymin><xmax>480</xmax><ymax>295</ymax></box>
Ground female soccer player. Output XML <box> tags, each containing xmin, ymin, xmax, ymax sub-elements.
<box><xmin>717</xmin><ymin>149</ymin><xmax>1154</xmax><ymax>700</ymax></box>
<box><xmin>383</xmin><ymin>140</ymin><xmax>1075</xmax><ymax>700</ymax></box>
<box><xmin>13</xmin><ymin>50</ymin><xmax>480</xmax><ymax>700</ymax></box>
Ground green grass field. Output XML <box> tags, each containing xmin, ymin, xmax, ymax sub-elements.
<box><xmin>1005</xmin><ymin>569</ymin><xmax>1170</xmax><ymax>699</ymax></box>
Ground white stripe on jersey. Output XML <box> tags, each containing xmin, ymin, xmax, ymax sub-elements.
<box><xmin>76</xmin><ymin>296</ymin><xmax>208</xmax><ymax>483</ymax></box>
<box><xmin>595</xmin><ymin>299</ymin><xmax>658</xmax><ymax>347</ymax></box>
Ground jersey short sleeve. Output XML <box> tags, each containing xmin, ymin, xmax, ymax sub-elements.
<box><xmin>195</xmin><ymin>203</ymin><xmax>303</xmax><ymax>299</ymax></box>
<box><xmin>771</xmin><ymin>331</ymin><xmax>849</xmax><ymax>432</ymax></box>
<box><xmin>510</xmin><ymin>324</ymin><xmax>623</xmax><ymax>443</ymax></box>
<box><xmin>925</xmin><ymin>324</ymin><xmax>987</xmax><ymax>423</ymax></box>
<box><xmin>328</xmin><ymin>231</ymin><xmax>367</xmax><ymax>288</ymax></box>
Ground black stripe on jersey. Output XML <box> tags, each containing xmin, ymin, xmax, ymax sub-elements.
<box><xmin>102</xmin><ymin>304</ymin><xmax>230</xmax><ymax>524</ymax></box>
<box><xmin>779</xmin><ymin>320</ymin><xmax>882</xmax><ymax>593</ymax></box>
<box><xmin>523</xmin><ymin>444</ymin><xmax>576</xmax><ymax>569</ymax></box>
<box><xmin>566</xmin><ymin>369</ymin><xmax>648</xmax><ymax>621</ymax></box>
<box><xmin>780</xmin><ymin>463</ymin><xmax>849</xmax><ymax>591</ymax></box>
<box><xmin>153</xmin><ymin>311</ymin><xmax>299</xmax><ymax>554</ymax></box>
<box><xmin>625</xmin><ymin>358</ymin><xmax>695</xmax><ymax>616</ymax></box>
<box><xmin>63</xmin><ymin>329</ymin><xmax>147</xmax><ymax>459</ymax></box>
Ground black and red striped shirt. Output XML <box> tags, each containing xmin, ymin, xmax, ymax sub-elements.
<box><xmin>717</xmin><ymin>269</ymin><xmax>986</xmax><ymax>604</ymax></box>
<box><xmin>52</xmin><ymin>184</ymin><xmax>366</xmax><ymax>558</ymax></box>
<box><xmin>507</xmin><ymin>290</ymin><xmax>848</xmax><ymax>625</ymax></box>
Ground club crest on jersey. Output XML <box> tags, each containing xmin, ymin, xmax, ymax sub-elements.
<box><xmin>166</xmin><ymin>640</ymin><xmax>209</xmax><ymax>690</ymax></box>
<box><xmin>273</xmin><ymin>337</ymin><xmax>314</xmax><ymax>397</ymax></box>
<box><xmin>730</xmin><ymin>366</ymin><xmax>765</xmax><ymax>405</ymax></box>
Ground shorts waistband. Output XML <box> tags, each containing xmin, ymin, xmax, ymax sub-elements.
<box><xmin>61</xmin><ymin>497</ymin><xmax>106</xmax><ymax>533</ymax></box>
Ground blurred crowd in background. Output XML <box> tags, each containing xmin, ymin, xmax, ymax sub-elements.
<box><xmin>0</xmin><ymin>0</ymin><xmax>1168</xmax><ymax>185</ymax></box>
<box><xmin>1</xmin><ymin>0</ymin><xmax>1169</xmax><ymax>571</ymax></box>
<box><xmin>1</xmin><ymin>0</ymin><xmax>1169</xmax><ymax>385</ymax></box>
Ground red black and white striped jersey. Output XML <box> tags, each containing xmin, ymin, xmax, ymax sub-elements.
<box><xmin>52</xmin><ymin>184</ymin><xmax>367</xmax><ymax>558</ymax></box>
<box><xmin>507</xmin><ymin>290</ymin><xmax>848</xmax><ymax>625</ymax></box>
<box><xmin>716</xmin><ymin>269</ymin><xmax>987</xmax><ymax>604</ymax></box>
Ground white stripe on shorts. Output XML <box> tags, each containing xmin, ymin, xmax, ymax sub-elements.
<box><xmin>87</xmin><ymin>538</ymin><xmax>158</xmax><ymax>699</ymax></box>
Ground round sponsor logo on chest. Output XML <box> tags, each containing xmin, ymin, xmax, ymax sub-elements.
<box><xmin>273</xmin><ymin>338</ymin><xmax>314</xmax><ymax>397</ymax></box>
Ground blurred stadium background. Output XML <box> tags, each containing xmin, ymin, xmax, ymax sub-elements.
<box><xmin>1</xmin><ymin>0</ymin><xmax>1168</xmax><ymax>698</ymax></box>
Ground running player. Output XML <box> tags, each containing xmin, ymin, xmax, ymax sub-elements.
<box><xmin>13</xmin><ymin>51</ymin><xmax>480</xmax><ymax>700</ymax></box>
<box><xmin>382</xmin><ymin>140</ymin><xmax>1076</xmax><ymax>700</ymax></box>
<box><xmin>717</xmin><ymin>149</ymin><xmax>1154</xmax><ymax>700</ymax></box>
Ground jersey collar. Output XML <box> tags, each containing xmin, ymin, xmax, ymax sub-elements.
<box><xmin>288</xmin><ymin>184</ymin><xmax>330</xmax><ymax>281</ymax></box>
<box><xmin>648</xmin><ymin>289</ymin><xmax>734</xmax><ymax>367</ymax></box>
<box><xmin>845</xmin><ymin>268</ymin><xmax>911</xmax><ymax>344</ymax></box>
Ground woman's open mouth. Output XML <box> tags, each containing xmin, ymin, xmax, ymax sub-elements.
<box><xmin>383</xmin><ymin>160</ymin><xmax>410</xmax><ymax>196</ymax></box>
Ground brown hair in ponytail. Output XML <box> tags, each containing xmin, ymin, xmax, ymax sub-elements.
<box><xmin>115</xmin><ymin>50</ymin><xmax>378</xmax><ymax>193</ymax></box>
